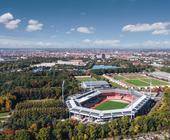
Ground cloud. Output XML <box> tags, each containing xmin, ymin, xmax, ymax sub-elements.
<box><xmin>1</xmin><ymin>36</ymin><xmax>170</xmax><ymax>49</ymax></box>
<box><xmin>122</xmin><ymin>22</ymin><xmax>170</xmax><ymax>35</ymax></box>
<box><xmin>5</xmin><ymin>19</ymin><xmax>21</xmax><ymax>29</ymax></box>
<box><xmin>66</xmin><ymin>28</ymin><xmax>75</xmax><ymax>34</ymax></box>
<box><xmin>0</xmin><ymin>12</ymin><xmax>21</xmax><ymax>30</ymax></box>
<box><xmin>152</xmin><ymin>29</ymin><xmax>170</xmax><ymax>35</ymax></box>
<box><xmin>66</xmin><ymin>27</ymin><xmax>94</xmax><ymax>34</ymax></box>
<box><xmin>0</xmin><ymin>36</ymin><xmax>60</xmax><ymax>48</ymax></box>
<box><xmin>142</xmin><ymin>40</ymin><xmax>170</xmax><ymax>47</ymax></box>
<box><xmin>83</xmin><ymin>38</ymin><xmax>120</xmax><ymax>46</ymax></box>
<box><xmin>26</xmin><ymin>19</ymin><xmax>43</xmax><ymax>32</ymax></box>
<box><xmin>0</xmin><ymin>13</ymin><xmax>13</xmax><ymax>24</ymax></box>
<box><xmin>77</xmin><ymin>26</ymin><xmax>94</xmax><ymax>34</ymax></box>
<box><xmin>83</xmin><ymin>39</ymin><xmax>91</xmax><ymax>43</ymax></box>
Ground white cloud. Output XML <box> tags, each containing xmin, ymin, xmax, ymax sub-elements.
<box><xmin>77</xmin><ymin>26</ymin><xmax>94</xmax><ymax>34</ymax></box>
<box><xmin>1</xmin><ymin>36</ymin><xmax>170</xmax><ymax>49</ymax></box>
<box><xmin>26</xmin><ymin>19</ymin><xmax>43</xmax><ymax>32</ymax></box>
<box><xmin>0</xmin><ymin>12</ymin><xmax>21</xmax><ymax>30</ymax></box>
<box><xmin>66</xmin><ymin>28</ymin><xmax>75</xmax><ymax>34</ymax></box>
<box><xmin>66</xmin><ymin>31</ymin><xmax>71</xmax><ymax>34</ymax></box>
<box><xmin>70</xmin><ymin>28</ymin><xmax>75</xmax><ymax>31</ymax></box>
<box><xmin>0</xmin><ymin>36</ymin><xmax>60</xmax><ymax>48</ymax></box>
<box><xmin>152</xmin><ymin>29</ymin><xmax>170</xmax><ymax>35</ymax></box>
<box><xmin>0</xmin><ymin>13</ymin><xmax>13</xmax><ymax>24</ymax></box>
<box><xmin>83</xmin><ymin>39</ymin><xmax>91</xmax><ymax>43</ymax></box>
<box><xmin>122</xmin><ymin>22</ymin><xmax>170</xmax><ymax>35</ymax></box>
<box><xmin>66</xmin><ymin>27</ymin><xmax>94</xmax><ymax>34</ymax></box>
<box><xmin>83</xmin><ymin>38</ymin><xmax>120</xmax><ymax>46</ymax></box>
<box><xmin>5</xmin><ymin>19</ymin><xmax>21</xmax><ymax>29</ymax></box>
<box><xmin>142</xmin><ymin>40</ymin><xmax>170</xmax><ymax>47</ymax></box>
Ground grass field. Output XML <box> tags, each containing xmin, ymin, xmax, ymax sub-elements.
<box><xmin>0</xmin><ymin>112</ymin><xmax>9</xmax><ymax>117</ymax></box>
<box><xmin>112</xmin><ymin>73</ymin><xmax>169</xmax><ymax>87</ymax></box>
<box><xmin>95</xmin><ymin>101</ymin><xmax>128</xmax><ymax>110</ymax></box>
<box><xmin>123</xmin><ymin>74</ymin><xmax>147</xmax><ymax>79</ymax></box>
<box><xmin>125</xmin><ymin>79</ymin><xmax>149</xmax><ymax>86</ymax></box>
<box><xmin>0</xmin><ymin>112</ymin><xmax>9</xmax><ymax>122</ymax></box>
<box><xmin>114</xmin><ymin>75</ymin><xmax>126</xmax><ymax>80</ymax></box>
<box><xmin>142</xmin><ymin>78</ymin><xmax>168</xmax><ymax>86</ymax></box>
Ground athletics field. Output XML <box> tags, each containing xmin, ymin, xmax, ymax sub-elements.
<box><xmin>95</xmin><ymin>100</ymin><xmax>128</xmax><ymax>110</ymax></box>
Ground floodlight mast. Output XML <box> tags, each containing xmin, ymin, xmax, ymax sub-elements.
<box><xmin>130</xmin><ymin>88</ymin><xmax>133</xmax><ymax>120</ymax></box>
<box><xmin>90</xmin><ymin>81</ymin><xmax>92</xmax><ymax>90</ymax></box>
<box><xmin>62</xmin><ymin>80</ymin><xmax>65</xmax><ymax>103</ymax></box>
<box><xmin>149</xmin><ymin>69</ymin><xmax>152</xmax><ymax>94</ymax></box>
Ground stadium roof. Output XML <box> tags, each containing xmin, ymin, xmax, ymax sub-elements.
<box><xmin>66</xmin><ymin>88</ymin><xmax>151</xmax><ymax>120</ymax></box>
<box><xmin>81</xmin><ymin>81</ymin><xmax>110</xmax><ymax>89</ymax></box>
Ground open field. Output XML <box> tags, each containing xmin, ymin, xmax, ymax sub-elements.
<box><xmin>123</xmin><ymin>74</ymin><xmax>147</xmax><ymax>79</ymax></box>
<box><xmin>112</xmin><ymin>73</ymin><xmax>169</xmax><ymax>87</ymax></box>
<box><xmin>0</xmin><ymin>112</ymin><xmax>10</xmax><ymax>122</ymax></box>
<box><xmin>125</xmin><ymin>79</ymin><xmax>149</xmax><ymax>87</ymax></box>
<box><xmin>0</xmin><ymin>112</ymin><xmax>9</xmax><ymax>117</ymax></box>
<box><xmin>114</xmin><ymin>75</ymin><xmax>126</xmax><ymax>80</ymax></box>
<box><xmin>95</xmin><ymin>100</ymin><xmax>128</xmax><ymax>110</ymax></box>
<box><xmin>142</xmin><ymin>78</ymin><xmax>168</xmax><ymax>86</ymax></box>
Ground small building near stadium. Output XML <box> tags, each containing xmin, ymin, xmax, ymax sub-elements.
<box><xmin>81</xmin><ymin>81</ymin><xmax>110</xmax><ymax>89</ymax></box>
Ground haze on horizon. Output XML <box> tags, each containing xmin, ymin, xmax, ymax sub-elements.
<box><xmin>0</xmin><ymin>0</ymin><xmax>170</xmax><ymax>49</ymax></box>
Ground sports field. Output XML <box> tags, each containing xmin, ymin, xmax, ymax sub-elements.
<box><xmin>95</xmin><ymin>100</ymin><xmax>128</xmax><ymax>110</ymax></box>
<box><xmin>112</xmin><ymin>73</ymin><xmax>169</xmax><ymax>87</ymax></box>
<box><xmin>125</xmin><ymin>79</ymin><xmax>149</xmax><ymax>86</ymax></box>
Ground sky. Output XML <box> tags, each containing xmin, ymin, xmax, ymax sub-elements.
<box><xmin>0</xmin><ymin>0</ymin><xmax>170</xmax><ymax>49</ymax></box>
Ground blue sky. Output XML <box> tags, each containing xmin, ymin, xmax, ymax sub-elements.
<box><xmin>0</xmin><ymin>0</ymin><xmax>170</xmax><ymax>48</ymax></box>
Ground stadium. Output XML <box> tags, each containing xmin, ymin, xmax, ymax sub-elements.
<box><xmin>66</xmin><ymin>88</ymin><xmax>151</xmax><ymax>123</ymax></box>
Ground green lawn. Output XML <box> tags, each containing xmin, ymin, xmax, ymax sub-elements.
<box><xmin>114</xmin><ymin>75</ymin><xmax>126</xmax><ymax>80</ymax></box>
<box><xmin>125</xmin><ymin>79</ymin><xmax>149</xmax><ymax>87</ymax></box>
<box><xmin>113</xmin><ymin>74</ymin><xmax>169</xmax><ymax>87</ymax></box>
<box><xmin>111</xmin><ymin>82</ymin><xmax>122</xmax><ymax>88</ymax></box>
<box><xmin>141</xmin><ymin>78</ymin><xmax>169</xmax><ymax>86</ymax></box>
<box><xmin>0</xmin><ymin>112</ymin><xmax>9</xmax><ymax>122</ymax></box>
<box><xmin>95</xmin><ymin>101</ymin><xmax>128</xmax><ymax>110</ymax></box>
<box><xmin>0</xmin><ymin>112</ymin><xmax>9</xmax><ymax>117</ymax></box>
<box><xmin>124</xmin><ymin>75</ymin><xmax>147</xmax><ymax>79</ymax></box>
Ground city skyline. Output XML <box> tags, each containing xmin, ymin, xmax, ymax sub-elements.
<box><xmin>0</xmin><ymin>0</ymin><xmax>170</xmax><ymax>48</ymax></box>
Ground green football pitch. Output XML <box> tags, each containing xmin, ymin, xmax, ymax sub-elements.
<box><xmin>125</xmin><ymin>78</ymin><xmax>169</xmax><ymax>87</ymax></box>
<box><xmin>125</xmin><ymin>79</ymin><xmax>149</xmax><ymax>87</ymax></box>
<box><xmin>95</xmin><ymin>101</ymin><xmax>128</xmax><ymax>110</ymax></box>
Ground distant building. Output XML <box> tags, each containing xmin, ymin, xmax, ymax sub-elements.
<box><xmin>31</xmin><ymin>62</ymin><xmax>56</xmax><ymax>67</ymax></box>
<box><xmin>92</xmin><ymin>65</ymin><xmax>119</xmax><ymax>70</ymax></box>
<box><xmin>81</xmin><ymin>81</ymin><xmax>110</xmax><ymax>89</ymax></box>
<box><xmin>102</xmin><ymin>54</ymin><xmax>106</xmax><ymax>59</ymax></box>
<box><xmin>149</xmin><ymin>71</ymin><xmax>170</xmax><ymax>82</ymax></box>
<box><xmin>151</xmin><ymin>62</ymin><xmax>164</xmax><ymax>68</ymax></box>
<box><xmin>57</xmin><ymin>60</ymin><xmax>86</xmax><ymax>66</ymax></box>
<box><xmin>32</xmin><ymin>67</ymin><xmax>43</xmax><ymax>73</ymax></box>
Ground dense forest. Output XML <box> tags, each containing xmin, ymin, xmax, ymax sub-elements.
<box><xmin>0</xmin><ymin>69</ymin><xmax>80</xmax><ymax>112</ymax></box>
<box><xmin>0</xmin><ymin>87</ymin><xmax>169</xmax><ymax>139</ymax></box>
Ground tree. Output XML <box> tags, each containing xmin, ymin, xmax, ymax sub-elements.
<box><xmin>0</xmin><ymin>96</ymin><xmax>4</xmax><ymax>111</ymax></box>
<box><xmin>76</xmin><ymin>123</ymin><xmax>86</xmax><ymax>139</ymax></box>
<box><xmin>15</xmin><ymin>129</ymin><xmax>31</xmax><ymax>140</ymax></box>
<box><xmin>36</xmin><ymin>127</ymin><xmax>50</xmax><ymax>140</ymax></box>
<box><xmin>5</xmin><ymin>99</ymin><xmax>11</xmax><ymax>111</ymax></box>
